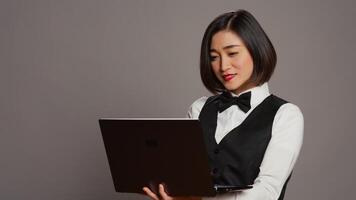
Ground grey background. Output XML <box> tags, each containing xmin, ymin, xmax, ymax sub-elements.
<box><xmin>1</xmin><ymin>0</ymin><xmax>355</xmax><ymax>199</ymax></box>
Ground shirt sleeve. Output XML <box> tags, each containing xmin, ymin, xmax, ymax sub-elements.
<box><xmin>186</xmin><ymin>96</ymin><xmax>208</xmax><ymax>119</ymax></box>
<box><xmin>202</xmin><ymin>103</ymin><xmax>304</xmax><ymax>200</ymax></box>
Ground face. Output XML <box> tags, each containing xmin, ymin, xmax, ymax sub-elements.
<box><xmin>210</xmin><ymin>30</ymin><xmax>255</xmax><ymax>95</ymax></box>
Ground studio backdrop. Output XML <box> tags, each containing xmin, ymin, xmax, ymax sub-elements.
<box><xmin>1</xmin><ymin>0</ymin><xmax>355</xmax><ymax>200</ymax></box>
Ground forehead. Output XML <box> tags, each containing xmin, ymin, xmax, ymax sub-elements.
<box><xmin>210</xmin><ymin>30</ymin><xmax>244</xmax><ymax>49</ymax></box>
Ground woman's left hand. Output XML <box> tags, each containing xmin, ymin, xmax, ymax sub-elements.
<box><xmin>142</xmin><ymin>184</ymin><xmax>201</xmax><ymax>200</ymax></box>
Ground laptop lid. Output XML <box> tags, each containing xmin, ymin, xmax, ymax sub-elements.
<box><xmin>99</xmin><ymin>118</ymin><xmax>217</xmax><ymax>197</ymax></box>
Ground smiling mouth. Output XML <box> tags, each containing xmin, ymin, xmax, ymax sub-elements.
<box><xmin>223</xmin><ymin>73</ymin><xmax>237</xmax><ymax>81</ymax></box>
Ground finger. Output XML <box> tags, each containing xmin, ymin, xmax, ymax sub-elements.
<box><xmin>143</xmin><ymin>187</ymin><xmax>159</xmax><ymax>200</ymax></box>
<box><xmin>159</xmin><ymin>184</ymin><xmax>172</xmax><ymax>200</ymax></box>
<box><xmin>143</xmin><ymin>187</ymin><xmax>160</xmax><ymax>200</ymax></box>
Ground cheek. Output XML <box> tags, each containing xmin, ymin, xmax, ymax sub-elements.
<box><xmin>211</xmin><ymin>63</ymin><xmax>220</xmax><ymax>75</ymax></box>
<box><xmin>245</xmin><ymin>60</ymin><xmax>254</xmax><ymax>75</ymax></box>
<box><xmin>238</xmin><ymin>56</ymin><xmax>254</xmax><ymax>76</ymax></box>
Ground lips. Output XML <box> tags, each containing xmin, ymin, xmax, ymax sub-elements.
<box><xmin>223</xmin><ymin>73</ymin><xmax>237</xmax><ymax>81</ymax></box>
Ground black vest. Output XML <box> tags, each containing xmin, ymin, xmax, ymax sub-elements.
<box><xmin>198</xmin><ymin>94</ymin><xmax>291</xmax><ymax>200</ymax></box>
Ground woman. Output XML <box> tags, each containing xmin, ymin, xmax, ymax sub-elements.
<box><xmin>143</xmin><ymin>9</ymin><xmax>304</xmax><ymax>200</ymax></box>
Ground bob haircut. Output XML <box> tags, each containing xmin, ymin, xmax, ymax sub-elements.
<box><xmin>200</xmin><ymin>10</ymin><xmax>277</xmax><ymax>94</ymax></box>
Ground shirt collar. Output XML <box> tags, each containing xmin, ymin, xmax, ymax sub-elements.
<box><xmin>229</xmin><ymin>82</ymin><xmax>270</xmax><ymax>109</ymax></box>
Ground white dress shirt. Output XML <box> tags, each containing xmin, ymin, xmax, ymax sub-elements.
<box><xmin>186</xmin><ymin>82</ymin><xmax>304</xmax><ymax>200</ymax></box>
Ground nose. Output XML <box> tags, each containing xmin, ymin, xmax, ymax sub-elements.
<box><xmin>220</xmin><ymin>56</ymin><xmax>231</xmax><ymax>72</ymax></box>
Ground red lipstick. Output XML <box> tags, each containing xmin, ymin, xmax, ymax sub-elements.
<box><xmin>223</xmin><ymin>73</ymin><xmax>237</xmax><ymax>81</ymax></box>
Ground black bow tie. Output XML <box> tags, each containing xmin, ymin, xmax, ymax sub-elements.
<box><xmin>217</xmin><ymin>91</ymin><xmax>251</xmax><ymax>113</ymax></box>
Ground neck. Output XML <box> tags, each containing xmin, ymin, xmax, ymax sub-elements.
<box><xmin>230</xmin><ymin>82</ymin><xmax>257</xmax><ymax>95</ymax></box>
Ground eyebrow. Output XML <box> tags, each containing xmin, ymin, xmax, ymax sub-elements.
<box><xmin>210</xmin><ymin>44</ymin><xmax>241</xmax><ymax>52</ymax></box>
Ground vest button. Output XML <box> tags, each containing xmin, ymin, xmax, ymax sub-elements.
<box><xmin>214</xmin><ymin>148</ymin><xmax>220</xmax><ymax>154</ymax></box>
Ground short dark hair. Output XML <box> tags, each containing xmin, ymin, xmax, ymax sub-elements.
<box><xmin>200</xmin><ymin>10</ymin><xmax>277</xmax><ymax>94</ymax></box>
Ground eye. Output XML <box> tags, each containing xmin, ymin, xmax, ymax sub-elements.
<box><xmin>210</xmin><ymin>55</ymin><xmax>219</xmax><ymax>61</ymax></box>
<box><xmin>228</xmin><ymin>52</ymin><xmax>239</xmax><ymax>57</ymax></box>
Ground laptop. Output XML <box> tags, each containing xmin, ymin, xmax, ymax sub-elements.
<box><xmin>98</xmin><ymin>118</ymin><xmax>252</xmax><ymax>197</ymax></box>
